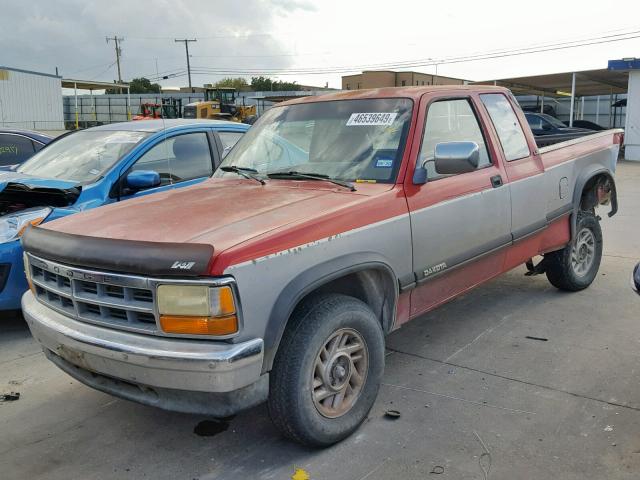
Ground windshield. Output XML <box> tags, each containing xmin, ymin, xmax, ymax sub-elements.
<box><xmin>216</xmin><ymin>98</ymin><xmax>413</xmax><ymax>183</ymax></box>
<box><xmin>17</xmin><ymin>130</ymin><xmax>149</xmax><ymax>183</ymax></box>
<box><xmin>540</xmin><ymin>114</ymin><xmax>567</xmax><ymax>128</ymax></box>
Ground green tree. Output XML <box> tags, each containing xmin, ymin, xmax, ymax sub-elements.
<box><xmin>215</xmin><ymin>77</ymin><xmax>249</xmax><ymax>90</ymax></box>
<box><xmin>250</xmin><ymin>76</ymin><xmax>273</xmax><ymax>91</ymax></box>
<box><xmin>128</xmin><ymin>77</ymin><xmax>162</xmax><ymax>94</ymax></box>
<box><xmin>106</xmin><ymin>77</ymin><xmax>161</xmax><ymax>94</ymax></box>
<box><xmin>250</xmin><ymin>76</ymin><xmax>299</xmax><ymax>91</ymax></box>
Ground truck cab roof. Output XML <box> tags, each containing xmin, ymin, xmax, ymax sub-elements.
<box><xmin>281</xmin><ymin>85</ymin><xmax>511</xmax><ymax>106</ymax></box>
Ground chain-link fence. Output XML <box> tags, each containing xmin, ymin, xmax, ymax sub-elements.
<box><xmin>62</xmin><ymin>90</ymin><xmax>333</xmax><ymax>129</ymax></box>
<box><xmin>62</xmin><ymin>93</ymin><xmax>205</xmax><ymax>129</ymax></box>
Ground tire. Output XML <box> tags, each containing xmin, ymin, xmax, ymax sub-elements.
<box><xmin>545</xmin><ymin>211</ymin><xmax>602</xmax><ymax>291</ymax></box>
<box><xmin>268</xmin><ymin>293</ymin><xmax>385</xmax><ymax>447</ymax></box>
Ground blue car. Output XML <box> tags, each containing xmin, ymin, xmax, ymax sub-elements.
<box><xmin>0</xmin><ymin>119</ymin><xmax>248</xmax><ymax>311</ymax></box>
<box><xmin>0</xmin><ymin>129</ymin><xmax>53</xmax><ymax>168</ymax></box>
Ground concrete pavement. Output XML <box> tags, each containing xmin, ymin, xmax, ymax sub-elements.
<box><xmin>1</xmin><ymin>161</ymin><xmax>639</xmax><ymax>480</ymax></box>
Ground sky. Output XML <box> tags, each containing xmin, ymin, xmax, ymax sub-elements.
<box><xmin>2</xmin><ymin>0</ymin><xmax>640</xmax><ymax>91</ymax></box>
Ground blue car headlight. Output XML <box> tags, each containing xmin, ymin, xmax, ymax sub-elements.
<box><xmin>0</xmin><ymin>207</ymin><xmax>51</xmax><ymax>243</ymax></box>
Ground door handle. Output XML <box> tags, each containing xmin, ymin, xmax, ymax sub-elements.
<box><xmin>490</xmin><ymin>175</ymin><xmax>503</xmax><ymax>188</ymax></box>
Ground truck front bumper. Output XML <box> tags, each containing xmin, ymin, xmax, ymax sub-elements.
<box><xmin>22</xmin><ymin>291</ymin><xmax>268</xmax><ymax>416</ymax></box>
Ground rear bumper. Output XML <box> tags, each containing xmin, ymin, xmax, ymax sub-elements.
<box><xmin>23</xmin><ymin>291</ymin><xmax>268</xmax><ymax>415</ymax></box>
<box><xmin>0</xmin><ymin>239</ymin><xmax>27</xmax><ymax>311</ymax></box>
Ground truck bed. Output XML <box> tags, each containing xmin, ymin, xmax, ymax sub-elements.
<box><xmin>539</xmin><ymin>129</ymin><xmax>623</xmax><ymax>166</ymax></box>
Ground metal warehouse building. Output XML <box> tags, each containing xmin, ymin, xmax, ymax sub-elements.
<box><xmin>0</xmin><ymin>66</ymin><xmax>64</xmax><ymax>131</ymax></box>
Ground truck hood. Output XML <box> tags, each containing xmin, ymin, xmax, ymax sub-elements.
<box><xmin>43</xmin><ymin>178</ymin><xmax>390</xmax><ymax>253</ymax></box>
<box><xmin>0</xmin><ymin>171</ymin><xmax>81</xmax><ymax>216</ymax></box>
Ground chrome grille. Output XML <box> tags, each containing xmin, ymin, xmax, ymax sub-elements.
<box><xmin>28</xmin><ymin>255</ymin><xmax>158</xmax><ymax>334</ymax></box>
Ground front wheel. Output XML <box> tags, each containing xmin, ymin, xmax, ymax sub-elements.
<box><xmin>545</xmin><ymin>211</ymin><xmax>602</xmax><ymax>291</ymax></box>
<box><xmin>268</xmin><ymin>293</ymin><xmax>385</xmax><ymax>447</ymax></box>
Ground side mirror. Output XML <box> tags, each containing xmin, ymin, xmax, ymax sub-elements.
<box><xmin>541</xmin><ymin>122</ymin><xmax>553</xmax><ymax>131</ymax></box>
<box><xmin>434</xmin><ymin>141</ymin><xmax>480</xmax><ymax>175</ymax></box>
<box><xmin>126</xmin><ymin>170</ymin><xmax>161</xmax><ymax>191</ymax></box>
<box><xmin>633</xmin><ymin>262</ymin><xmax>640</xmax><ymax>295</ymax></box>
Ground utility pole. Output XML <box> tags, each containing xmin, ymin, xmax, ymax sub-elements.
<box><xmin>106</xmin><ymin>36</ymin><xmax>124</xmax><ymax>83</ymax></box>
<box><xmin>106</xmin><ymin>36</ymin><xmax>124</xmax><ymax>93</ymax></box>
<box><xmin>175</xmin><ymin>38</ymin><xmax>197</xmax><ymax>92</ymax></box>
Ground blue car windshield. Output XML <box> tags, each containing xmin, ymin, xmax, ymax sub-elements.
<box><xmin>17</xmin><ymin>130</ymin><xmax>149</xmax><ymax>183</ymax></box>
<box><xmin>216</xmin><ymin>98</ymin><xmax>413</xmax><ymax>183</ymax></box>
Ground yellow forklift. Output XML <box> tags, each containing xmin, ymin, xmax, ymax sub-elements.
<box><xmin>183</xmin><ymin>87</ymin><xmax>257</xmax><ymax>124</ymax></box>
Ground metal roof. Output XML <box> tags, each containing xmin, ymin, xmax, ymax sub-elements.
<box><xmin>0</xmin><ymin>66</ymin><xmax>61</xmax><ymax>79</ymax></box>
<box><xmin>473</xmin><ymin>68</ymin><xmax>630</xmax><ymax>97</ymax></box>
<box><xmin>88</xmin><ymin>118</ymin><xmax>242</xmax><ymax>132</ymax></box>
<box><xmin>62</xmin><ymin>79</ymin><xmax>129</xmax><ymax>90</ymax></box>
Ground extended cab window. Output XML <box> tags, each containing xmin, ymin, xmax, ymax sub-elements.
<box><xmin>130</xmin><ymin>132</ymin><xmax>213</xmax><ymax>186</ymax></box>
<box><xmin>419</xmin><ymin>99</ymin><xmax>491</xmax><ymax>179</ymax></box>
<box><xmin>481</xmin><ymin>94</ymin><xmax>530</xmax><ymax>161</ymax></box>
<box><xmin>0</xmin><ymin>134</ymin><xmax>35</xmax><ymax>166</ymax></box>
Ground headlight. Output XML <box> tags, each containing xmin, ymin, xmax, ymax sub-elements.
<box><xmin>157</xmin><ymin>284</ymin><xmax>238</xmax><ymax>336</ymax></box>
<box><xmin>0</xmin><ymin>207</ymin><xmax>51</xmax><ymax>243</ymax></box>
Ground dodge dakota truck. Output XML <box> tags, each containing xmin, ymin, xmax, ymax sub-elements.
<box><xmin>21</xmin><ymin>86</ymin><xmax>622</xmax><ymax>447</ymax></box>
<box><xmin>0</xmin><ymin>119</ymin><xmax>248</xmax><ymax>311</ymax></box>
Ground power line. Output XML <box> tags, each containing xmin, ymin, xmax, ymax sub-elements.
<box><xmin>126</xmin><ymin>32</ymin><xmax>274</xmax><ymax>41</ymax></box>
<box><xmin>89</xmin><ymin>61</ymin><xmax>117</xmax><ymax>81</ymax></box>
<box><xmin>133</xmin><ymin>27</ymin><xmax>640</xmax><ymax>84</ymax></box>
<box><xmin>183</xmin><ymin>30</ymin><xmax>640</xmax><ymax>76</ymax></box>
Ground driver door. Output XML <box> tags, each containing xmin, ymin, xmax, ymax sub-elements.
<box><xmin>119</xmin><ymin>131</ymin><xmax>217</xmax><ymax>200</ymax></box>
<box><xmin>405</xmin><ymin>94</ymin><xmax>511</xmax><ymax>318</ymax></box>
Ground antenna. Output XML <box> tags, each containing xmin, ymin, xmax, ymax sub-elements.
<box><xmin>155</xmin><ymin>57</ymin><xmax>171</xmax><ymax>185</ymax></box>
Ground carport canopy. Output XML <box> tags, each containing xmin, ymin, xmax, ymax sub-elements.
<box><xmin>62</xmin><ymin>79</ymin><xmax>131</xmax><ymax>128</ymax></box>
<box><xmin>62</xmin><ymin>79</ymin><xmax>129</xmax><ymax>91</ymax></box>
<box><xmin>474</xmin><ymin>67</ymin><xmax>630</xmax><ymax>127</ymax></box>
<box><xmin>473</xmin><ymin>68</ymin><xmax>629</xmax><ymax>97</ymax></box>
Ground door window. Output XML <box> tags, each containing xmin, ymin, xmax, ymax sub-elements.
<box><xmin>130</xmin><ymin>132</ymin><xmax>213</xmax><ymax>186</ymax></box>
<box><xmin>218</xmin><ymin>131</ymin><xmax>244</xmax><ymax>158</ymax></box>
<box><xmin>419</xmin><ymin>99</ymin><xmax>491</xmax><ymax>179</ymax></box>
<box><xmin>481</xmin><ymin>94</ymin><xmax>530</xmax><ymax>161</ymax></box>
<box><xmin>0</xmin><ymin>134</ymin><xmax>36</xmax><ymax>166</ymax></box>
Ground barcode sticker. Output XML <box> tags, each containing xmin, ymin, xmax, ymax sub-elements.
<box><xmin>346</xmin><ymin>112</ymin><xmax>397</xmax><ymax>126</ymax></box>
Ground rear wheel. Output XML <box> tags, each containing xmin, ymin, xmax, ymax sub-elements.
<box><xmin>545</xmin><ymin>211</ymin><xmax>602</xmax><ymax>291</ymax></box>
<box><xmin>268</xmin><ymin>293</ymin><xmax>384</xmax><ymax>447</ymax></box>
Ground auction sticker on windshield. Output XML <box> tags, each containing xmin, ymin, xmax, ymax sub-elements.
<box><xmin>346</xmin><ymin>112</ymin><xmax>397</xmax><ymax>126</ymax></box>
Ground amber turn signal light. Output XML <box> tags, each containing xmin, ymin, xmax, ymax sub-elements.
<box><xmin>159</xmin><ymin>314</ymin><xmax>238</xmax><ymax>336</ymax></box>
<box><xmin>18</xmin><ymin>217</ymin><xmax>46</xmax><ymax>238</ymax></box>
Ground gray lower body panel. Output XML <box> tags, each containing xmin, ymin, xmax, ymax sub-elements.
<box><xmin>46</xmin><ymin>349</ymin><xmax>268</xmax><ymax>416</ymax></box>
<box><xmin>22</xmin><ymin>291</ymin><xmax>266</xmax><ymax>415</ymax></box>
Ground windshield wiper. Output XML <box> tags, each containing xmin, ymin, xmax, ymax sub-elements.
<box><xmin>220</xmin><ymin>166</ymin><xmax>265</xmax><ymax>185</ymax></box>
<box><xmin>266</xmin><ymin>171</ymin><xmax>356</xmax><ymax>192</ymax></box>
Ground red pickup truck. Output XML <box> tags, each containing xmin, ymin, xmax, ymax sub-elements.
<box><xmin>21</xmin><ymin>86</ymin><xmax>622</xmax><ymax>447</ymax></box>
